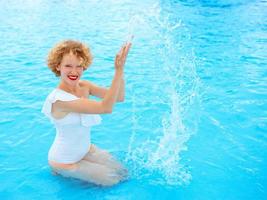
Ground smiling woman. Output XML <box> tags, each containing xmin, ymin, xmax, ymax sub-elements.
<box><xmin>41</xmin><ymin>39</ymin><xmax>131</xmax><ymax>186</ymax></box>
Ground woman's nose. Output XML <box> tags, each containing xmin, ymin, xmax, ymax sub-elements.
<box><xmin>71</xmin><ymin>67</ymin><xmax>78</xmax><ymax>73</ymax></box>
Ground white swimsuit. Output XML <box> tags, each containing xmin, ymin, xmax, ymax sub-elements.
<box><xmin>41</xmin><ymin>88</ymin><xmax>102</xmax><ymax>164</ymax></box>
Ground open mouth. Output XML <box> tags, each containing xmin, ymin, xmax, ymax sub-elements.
<box><xmin>68</xmin><ymin>75</ymin><xmax>78</xmax><ymax>81</ymax></box>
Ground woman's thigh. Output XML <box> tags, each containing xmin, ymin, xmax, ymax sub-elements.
<box><xmin>83</xmin><ymin>144</ymin><xmax>128</xmax><ymax>175</ymax></box>
<box><xmin>84</xmin><ymin>145</ymin><xmax>119</xmax><ymax>165</ymax></box>
<box><xmin>51</xmin><ymin>160</ymin><xmax>124</xmax><ymax>186</ymax></box>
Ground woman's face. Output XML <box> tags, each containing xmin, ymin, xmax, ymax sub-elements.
<box><xmin>56</xmin><ymin>51</ymin><xmax>84</xmax><ymax>86</ymax></box>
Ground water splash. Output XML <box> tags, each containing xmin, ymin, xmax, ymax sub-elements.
<box><xmin>125</xmin><ymin>3</ymin><xmax>201</xmax><ymax>186</ymax></box>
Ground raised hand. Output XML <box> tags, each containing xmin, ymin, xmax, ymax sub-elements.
<box><xmin>115</xmin><ymin>42</ymin><xmax>132</xmax><ymax>71</ymax></box>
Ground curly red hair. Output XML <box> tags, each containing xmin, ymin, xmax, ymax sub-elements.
<box><xmin>47</xmin><ymin>40</ymin><xmax>93</xmax><ymax>77</ymax></box>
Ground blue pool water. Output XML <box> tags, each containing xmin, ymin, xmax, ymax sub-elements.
<box><xmin>1</xmin><ymin>0</ymin><xmax>267</xmax><ymax>199</ymax></box>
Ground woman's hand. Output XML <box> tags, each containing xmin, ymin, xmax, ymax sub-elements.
<box><xmin>115</xmin><ymin>42</ymin><xmax>132</xmax><ymax>71</ymax></box>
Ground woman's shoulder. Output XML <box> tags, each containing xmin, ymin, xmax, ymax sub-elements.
<box><xmin>42</xmin><ymin>88</ymin><xmax>78</xmax><ymax>120</ymax></box>
<box><xmin>46</xmin><ymin>88</ymin><xmax>79</xmax><ymax>102</ymax></box>
<box><xmin>79</xmin><ymin>80</ymin><xmax>91</xmax><ymax>89</ymax></box>
<box><xmin>79</xmin><ymin>80</ymin><xmax>94</xmax><ymax>95</ymax></box>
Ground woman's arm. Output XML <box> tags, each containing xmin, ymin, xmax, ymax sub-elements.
<box><xmin>117</xmin><ymin>78</ymin><xmax>125</xmax><ymax>102</ymax></box>
<box><xmin>101</xmin><ymin>70</ymin><xmax>123</xmax><ymax>112</ymax></box>
<box><xmin>83</xmin><ymin>79</ymin><xmax>125</xmax><ymax>102</ymax></box>
<box><xmin>54</xmin><ymin>71</ymin><xmax>123</xmax><ymax>114</ymax></box>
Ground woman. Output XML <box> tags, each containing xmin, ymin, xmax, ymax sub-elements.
<box><xmin>41</xmin><ymin>39</ymin><xmax>131</xmax><ymax>186</ymax></box>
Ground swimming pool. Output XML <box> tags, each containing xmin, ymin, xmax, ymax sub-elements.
<box><xmin>1</xmin><ymin>0</ymin><xmax>266</xmax><ymax>199</ymax></box>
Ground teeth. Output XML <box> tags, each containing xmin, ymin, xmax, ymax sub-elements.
<box><xmin>68</xmin><ymin>75</ymin><xmax>78</xmax><ymax>80</ymax></box>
